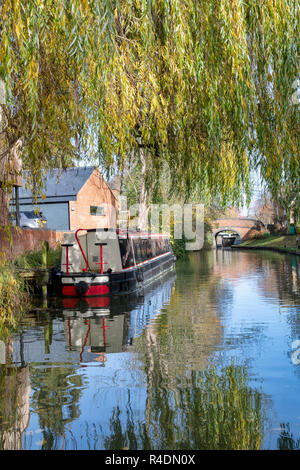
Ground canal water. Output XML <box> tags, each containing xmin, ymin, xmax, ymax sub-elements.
<box><xmin>0</xmin><ymin>249</ymin><xmax>300</xmax><ymax>450</ymax></box>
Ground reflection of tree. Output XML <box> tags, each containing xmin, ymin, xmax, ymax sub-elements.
<box><xmin>104</xmin><ymin>405</ymin><xmax>140</xmax><ymax>450</ymax></box>
<box><xmin>0</xmin><ymin>310</ymin><xmax>86</xmax><ymax>450</ymax></box>
<box><xmin>29</xmin><ymin>366</ymin><xmax>83</xmax><ymax>450</ymax></box>
<box><xmin>277</xmin><ymin>423</ymin><xmax>300</xmax><ymax>450</ymax></box>
<box><xmin>0</xmin><ymin>365</ymin><xmax>30</xmax><ymax>450</ymax></box>
<box><xmin>102</xmin><ymin>364</ymin><xmax>264</xmax><ymax>450</ymax></box>
<box><xmin>140</xmin><ymin>301</ymin><xmax>264</xmax><ymax>450</ymax></box>
<box><xmin>248</xmin><ymin>251</ymin><xmax>300</xmax><ymax>306</ymax></box>
<box><xmin>89</xmin><ymin>251</ymin><xmax>298</xmax><ymax>450</ymax></box>
<box><xmin>146</xmin><ymin>251</ymin><xmax>225</xmax><ymax>375</ymax></box>
<box><xmin>255</xmin><ymin>253</ymin><xmax>300</xmax><ymax>382</ymax></box>
<box><xmin>101</xmin><ymin>251</ymin><xmax>265</xmax><ymax>450</ymax></box>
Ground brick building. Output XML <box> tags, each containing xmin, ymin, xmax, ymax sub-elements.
<box><xmin>19</xmin><ymin>167</ymin><xmax>119</xmax><ymax>231</ymax></box>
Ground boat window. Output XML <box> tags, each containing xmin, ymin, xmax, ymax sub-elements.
<box><xmin>151</xmin><ymin>239</ymin><xmax>156</xmax><ymax>257</ymax></box>
<box><xmin>155</xmin><ymin>239</ymin><xmax>160</xmax><ymax>256</ymax></box>
<box><xmin>167</xmin><ymin>239</ymin><xmax>171</xmax><ymax>251</ymax></box>
<box><xmin>132</xmin><ymin>236</ymin><xmax>170</xmax><ymax>263</ymax></box>
<box><xmin>140</xmin><ymin>239</ymin><xmax>145</xmax><ymax>262</ymax></box>
<box><xmin>119</xmin><ymin>238</ymin><xmax>135</xmax><ymax>268</ymax></box>
<box><xmin>133</xmin><ymin>238</ymin><xmax>143</xmax><ymax>264</ymax></box>
<box><xmin>146</xmin><ymin>239</ymin><xmax>152</xmax><ymax>259</ymax></box>
<box><xmin>141</xmin><ymin>239</ymin><xmax>149</xmax><ymax>261</ymax></box>
<box><xmin>156</xmin><ymin>238</ymin><xmax>169</xmax><ymax>255</ymax></box>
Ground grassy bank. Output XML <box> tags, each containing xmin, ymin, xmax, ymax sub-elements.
<box><xmin>0</xmin><ymin>261</ymin><xmax>29</xmax><ymax>336</ymax></box>
<box><xmin>233</xmin><ymin>234</ymin><xmax>300</xmax><ymax>255</ymax></box>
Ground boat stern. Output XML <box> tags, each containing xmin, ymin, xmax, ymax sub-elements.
<box><xmin>61</xmin><ymin>273</ymin><xmax>110</xmax><ymax>297</ymax></box>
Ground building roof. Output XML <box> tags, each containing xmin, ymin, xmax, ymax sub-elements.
<box><xmin>107</xmin><ymin>175</ymin><xmax>121</xmax><ymax>192</ymax></box>
<box><xmin>19</xmin><ymin>166</ymin><xmax>96</xmax><ymax>203</ymax></box>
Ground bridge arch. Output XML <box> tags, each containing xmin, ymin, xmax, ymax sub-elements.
<box><xmin>211</xmin><ymin>218</ymin><xmax>266</xmax><ymax>247</ymax></box>
<box><xmin>214</xmin><ymin>227</ymin><xmax>243</xmax><ymax>237</ymax></box>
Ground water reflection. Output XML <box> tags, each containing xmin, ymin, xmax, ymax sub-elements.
<box><xmin>62</xmin><ymin>273</ymin><xmax>175</xmax><ymax>361</ymax></box>
<box><xmin>101</xmin><ymin>364</ymin><xmax>264</xmax><ymax>451</ymax></box>
<box><xmin>0</xmin><ymin>250</ymin><xmax>299</xmax><ymax>449</ymax></box>
<box><xmin>0</xmin><ymin>272</ymin><xmax>177</xmax><ymax>450</ymax></box>
<box><xmin>277</xmin><ymin>423</ymin><xmax>300</xmax><ymax>450</ymax></box>
<box><xmin>0</xmin><ymin>365</ymin><xmax>30</xmax><ymax>449</ymax></box>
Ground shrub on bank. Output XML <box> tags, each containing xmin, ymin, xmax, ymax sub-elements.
<box><xmin>0</xmin><ymin>245</ymin><xmax>61</xmax><ymax>335</ymax></box>
<box><xmin>14</xmin><ymin>244</ymin><xmax>62</xmax><ymax>269</ymax></box>
<box><xmin>170</xmin><ymin>236</ymin><xmax>187</xmax><ymax>259</ymax></box>
<box><xmin>0</xmin><ymin>261</ymin><xmax>29</xmax><ymax>336</ymax></box>
<box><xmin>170</xmin><ymin>218</ymin><xmax>214</xmax><ymax>258</ymax></box>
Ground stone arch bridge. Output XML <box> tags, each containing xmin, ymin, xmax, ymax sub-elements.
<box><xmin>211</xmin><ymin>218</ymin><xmax>266</xmax><ymax>246</ymax></box>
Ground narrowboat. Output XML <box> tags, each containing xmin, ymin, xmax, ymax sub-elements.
<box><xmin>59</xmin><ymin>228</ymin><xmax>176</xmax><ymax>298</ymax></box>
<box><xmin>221</xmin><ymin>234</ymin><xmax>236</xmax><ymax>247</ymax></box>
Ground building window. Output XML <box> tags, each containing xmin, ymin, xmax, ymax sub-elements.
<box><xmin>90</xmin><ymin>206</ymin><xmax>105</xmax><ymax>216</ymax></box>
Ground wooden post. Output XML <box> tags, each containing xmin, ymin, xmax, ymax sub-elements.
<box><xmin>15</xmin><ymin>186</ymin><xmax>20</xmax><ymax>227</ymax></box>
<box><xmin>41</xmin><ymin>240</ymin><xmax>49</xmax><ymax>306</ymax></box>
<box><xmin>44</xmin><ymin>321</ymin><xmax>53</xmax><ymax>354</ymax></box>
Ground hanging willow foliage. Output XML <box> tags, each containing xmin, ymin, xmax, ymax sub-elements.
<box><xmin>0</xmin><ymin>0</ymin><xmax>299</xmax><ymax>203</ymax></box>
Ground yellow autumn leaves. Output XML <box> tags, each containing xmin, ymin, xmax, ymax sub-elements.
<box><xmin>0</xmin><ymin>0</ymin><xmax>298</xmax><ymax>203</ymax></box>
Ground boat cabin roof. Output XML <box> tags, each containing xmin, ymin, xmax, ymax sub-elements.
<box><xmin>85</xmin><ymin>228</ymin><xmax>169</xmax><ymax>239</ymax></box>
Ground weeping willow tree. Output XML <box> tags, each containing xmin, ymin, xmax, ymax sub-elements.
<box><xmin>0</xmin><ymin>0</ymin><xmax>299</xmax><ymax>207</ymax></box>
<box><xmin>0</xmin><ymin>0</ymin><xmax>115</xmax><ymax>194</ymax></box>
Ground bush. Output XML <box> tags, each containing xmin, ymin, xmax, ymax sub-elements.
<box><xmin>0</xmin><ymin>261</ymin><xmax>29</xmax><ymax>337</ymax></box>
<box><xmin>170</xmin><ymin>236</ymin><xmax>187</xmax><ymax>259</ymax></box>
<box><xmin>14</xmin><ymin>244</ymin><xmax>62</xmax><ymax>269</ymax></box>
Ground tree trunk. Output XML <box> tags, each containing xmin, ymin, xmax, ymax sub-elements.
<box><xmin>137</xmin><ymin>146</ymin><xmax>150</xmax><ymax>230</ymax></box>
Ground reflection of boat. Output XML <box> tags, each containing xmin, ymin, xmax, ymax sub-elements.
<box><xmin>222</xmin><ymin>235</ymin><xmax>236</xmax><ymax>247</ymax></box>
<box><xmin>58</xmin><ymin>228</ymin><xmax>176</xmax><ymax>298</ymax></box>
<box><xmin>63</xmin><ymin>313</ymin><xmax>127</xmax><ymax>357</ymax></box>
<box><xmin>62</xmin><ymin>271</ymin><xmax>176</xmax><ymax>358</ymax></box>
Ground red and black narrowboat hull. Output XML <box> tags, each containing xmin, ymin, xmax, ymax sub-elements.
<box><xmin>60</xmin><ymin>251</ymin><xmax>176</xmax><ymax>298</ymax></box>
